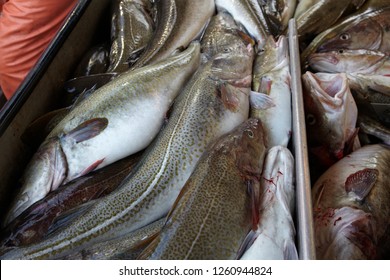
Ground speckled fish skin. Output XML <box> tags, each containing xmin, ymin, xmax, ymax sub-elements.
<box><xmin>312</xmin><ymin>144</ymin><xmax>390</xmax><ymax>259</ymax></box>
<box><xmin>0</xmin><ymin>37</ymin><xmax>254</xmax><ymax>260</ymax></box>
<box><xmin>131</xmin><ymin>0</ymin><xmax>215</xmax><ymax>69</ymax></box>
<box><xmin>107</xmin><ymin>0</ymin><xmax>155</xmax><ymax>72</ymax></box>
<box><xmin>215</xmin><ymin>0</ymin><xmax>270</xmax><ymax>47</ymax></box>
<box><xmin>309</xmin><ymin>49</ymin><xmax>390</xmax><ymax>76</ymax></box>
<box><xmin>63</xmin><ymin>218</ymin><xmax>165</xmax><ymax>260</ymax></box>
<box><xmin>201</xmin><ymin>11</ymin><xmax>254</xmax><ymax>59</ymax></box>
<box><xmin>3</xmin><ymin>43</ymin><xmax>201</xmax><ymax>227</ymax></box>
<box><xmin>0</xmin><ymin>153</ymin><xmax>142</xmax><ymax>250</ymax></box>
<box><xmin>138</xmin><ymin>118</ymin><xmax>266</xmax><ymax>260</ymax></box>
<box><xmin>240</xmin><ymin>146</ymin><xmax>297</xmax><ymax>260</ymax></box>
<box><xmin>302</xmin><ymin>72</ymin><xmax>358</xmax><ymax>167</ymax></box>
<box><xmin>251</xmin><ymin>35</ymin><xmax>291</xmax><ymax>147</ymax></box>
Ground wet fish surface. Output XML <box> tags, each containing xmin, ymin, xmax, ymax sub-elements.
<box><xmin>3</xmin><ymin>43</ymin><xmax>201</xmax><ymax>227</ymax></box>
<box><xmin>312</xmin><ymin>144</ymin><xmax>390</xmax><ymax>259</ymax></box>
<box><xmin>138</xmin><ymin>118</ymin><xmax>266</xmax><ymax>260</ymax></box>
<box><xmin>0</xmin><ymin>34</ymin><xmax>254</xmax><ymax>259</ymax></box>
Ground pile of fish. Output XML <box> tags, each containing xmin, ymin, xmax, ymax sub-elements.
<box><xmin>0</xmin><ymin>0</ymin><xmax>299</xmax><ymax>260</ymax></box>
<box><xmin>300</xmin><ymin>0</ymin><xmax>390</xmax><ymax>259</ymax></box>
<box><xmin>3</xmin><ymin>0</ymin><xmax>388</xmax><ymax>261</ymax></box>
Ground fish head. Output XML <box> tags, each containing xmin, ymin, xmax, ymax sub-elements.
<box><xmin>308</xmin><ymin>49</ymin><xmax>386</xmax><ymax>74</ymax></box>
<box><xmin>317</xmin><ymin>19</ymin><xmax>383</xmax><ymax>53</ymax></box>
<box><xmin>253</xmin><ymin>35</ymin><xmax>288</xmax><ymax>79</ymax></box>
<box><xmin>210</xmin><ymin>38</ymin><xmax>255</xmax><ymax>85</ymax></box>
<box><xmin>302</xmin><ymin>72</ymin><xmax>358</xmax><ymax>166</ymax></box>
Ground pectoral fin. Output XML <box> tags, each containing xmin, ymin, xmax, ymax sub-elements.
<box><xmin>65</xmin><ymin>118</ymin><xmax>109</xmax><ymax>143</ymax></box>
<box><xmin>344</xmin><ymin>168</ymin><xmax>378</xmax><ymax>201</ymax></box>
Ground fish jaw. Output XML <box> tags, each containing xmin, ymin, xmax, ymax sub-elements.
<box><xmin>302</xmin><ymin>72</ymin><xmax>358</xmax><ymax>163</ymax></box>
<box><xmin>308</xmin><ymin>49</ymin><xmax>388</xmax><ymax>75</ymax></box>
<box><xmin>4</xmin><ymin>139</ymin><xmax>68</xmax><ymax>226</ymax></box>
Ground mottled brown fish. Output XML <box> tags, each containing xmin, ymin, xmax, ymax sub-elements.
<box><xmin>138</xmin><ymin>118</ymin><xmax>266</xmax><ymax>260</ymax></box>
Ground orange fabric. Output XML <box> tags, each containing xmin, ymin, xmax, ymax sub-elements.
<box><xmin>0</xmin><ymin>0</ymin><xmax>78</xmax><ymax>99</ymax></box>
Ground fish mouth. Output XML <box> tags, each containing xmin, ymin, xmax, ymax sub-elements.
<box><xmin>309</xmin><ymin>53</ymin><xmax>340</xmax><ymax>70</ymax></box>
<box><xmin>304</xmin><ymin>72</ymin><xmax>348</xmax><ymax>108</ymax></box>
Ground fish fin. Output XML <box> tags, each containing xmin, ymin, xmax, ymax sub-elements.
<box><xmin>250</xmin><ymin>91</ymin><xmax>275</xmax><ymax>110</ymax></box>
<box><xmin>247</xmin><ymin>180</ymin><xmax>260</xmax><ymax>230</ymax></box>
<box><xmin>259</xmin><ymin>77</ymin><xmax>272</xmax><ymax>95</ymax></box>
<box><xmin>79</xmin><ymin>158</ymin><xmax>105</xmax><ymax>177</ymax></box>
<box><xmin>21</xmin><ymin>107</ymin><xmax>70</xmax><ymax>149</ymax></box>
<box><xmin>283</xmin><ymin>240</ymin><xmax>299</xmax><ymax>260</ymax></box>
<box><xmin>219</xmin><ymin>83</ymin><xmax>241</xmax><ymax>112</ymax></box>
<box><xmin>236</xmin><ymin>230</ymin><xmax>259</xmax><ymax>259</ymax></box>
<box><xmin>64</xmin><ymin>118</ymin><xmax>108</xmax><ymax>143</ymax></box>
<box><xmin>47</xmin><ymin>200</ymin><xmax>95</xmax><ymax>236</ymax></box>
<box><xmin>136</xmin><ymin>232</ymin><xmax>161</xmax><ymax>260</ymax></box>
<box><xmin>71</xmin><ymin>85</ymin><xmax>97</xmax><ymax>108</ymax></box>
<box><xmin>344</xmin><ymin>168</ymin><xmax>378</xmax><ymax>201</ymax></box>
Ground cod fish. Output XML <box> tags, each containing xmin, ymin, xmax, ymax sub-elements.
<box><xmin>131</xmin><ymin>0</ymin><xmax>214</xmax><ymax>69</ymax></box>
<box><xmin>215</xmin><ymin>0</ymin><xmax>271</xmax><ymax>47</ymax></box>
<box><xmin>301</xmin><ymin>4</ymin><xmax>390</xmax><ymax>63</ymax></box>
<box><xmin>250</xmin><ymin>35</ymin><xmax>291</xmax><ymax>148</ymax></box>
<box><xmin>240</xmin><ymin>146</ymin><xmax>297</xmax><ymax>260</ymax></box>
<box><xmin>259</xmin><ymin>0</ymin><xmax>297</xmax><ymax>33</ymax></box>
<box><xmin>302</xmin><ymin>72</ymin><xmax>358</xmax><ymax>168</ymax></box>
<box><xmin>63</xmin><ymin>218</ymin><xmax>165</xmax><ymax>260</ymax></box>
<box><xmin>309</xmin><ymin>49</ymin><xmax>390</xmax><ymax>76</ymax></box>
<box><xmin>0</xmin><ymin>152</ymin><xmax>142</xmax><ymax>251</ymax></box>
<box><xmin>138</xmin><ymin>118</ymin><xmax>266</xmax><ymax>260</ymax></box>
<box><xmin>201</xmin><ymin>11</ymin><xmax>255</xmax><ymax>59</ymax></box>
<box><xmin>312</xmin><ymin>144</ymin><xmax>390</xmax><ymax>259</ymax></box>
<box><xmin>0</xmin><ymin>35</ymin><xmax>254</xmax><ymax>260</ymax></box>
<box><xmin>3</xmin><ymin>42</ymin><xmax>201</xmax><ymax>227</ymax></box>
<box><xmin>296</xmin><ymin>0</ymin><xmax>366</xmax><ymax>40</ymax></box>
<box><xmin>107</xmin><ymin>0</ymin><xmax>154</xmax><ymax>72</ymax></box>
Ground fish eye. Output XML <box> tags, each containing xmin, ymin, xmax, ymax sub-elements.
<box><xmin>340</xmin><ymin>33</ymin><xmax>350</xmax><ymax>40</ymax></box>
<box><xmin>338</xmin><ymin>49</ymin><xmax>344</xmax><ymax>54</ymax></box>
<box><xmin>246</xmin><ymin>129</ymin><xmax>254</xmax><ymax>138</ymax></box>
<box><xmin>306</xmin><ymin>114</ymin><xmax>316</xmax><ymax>125</ymax></box>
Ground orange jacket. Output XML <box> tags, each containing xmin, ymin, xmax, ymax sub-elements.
<box><xmin>0</xmin><ymin>0</ymin><xmax>78</xmax><ymax>100</ymax></box>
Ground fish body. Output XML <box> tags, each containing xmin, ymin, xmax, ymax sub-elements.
<box><xmin>240</xmin><ymin>146</ymin><xmax>297</xmax><ymax>260</ymax></box>
<box><xmin>108</xmin><ymin>0</ymin><xmax>155</xmax><ymax>72</ymax></box>
<box><xmin>215</xmin><ymin>0</ymin><xmax>270</xmax><ymax>47</ymax></box>
<box><xmin>0</xmin><ymin>37</ymin><xmax>254</xmax><ymax>260</ymax></box>
<box><xmin>302</xmin><ymin>72</ymin><xmax>358</xmax><ymax>167</ymax></box>
<box><xmin>138</xmin><ymin>118</ymin><xmax>266</xmax><ymax>260</ymax></box>
<box><xmin>251</xmin><ymin>35</ymin><xmax>291</xmax><ymax>147</ymax></box>
<box><xmin>309</xmin><ymin>49</ymin><xmax>390</xmax><ymax>75</ymax></box>
<box><xmin>0</xmin><ymin>153</ymin><xmax>142</xmax><ymax>250</ymax></box>
<box><xmin>131</xmin><ymin>0</ymin><xmax>214</xmax><ymax>69</ymax></box>
<box><xmin>296</xmin><ymin>0</ymin><xmax>366</xmax><ymax>39</ymax></box>
<box><xmin>4</xmin><ymin>43</ymin><xmax>201</xmax><ymax>226</ymax></box>
<box><xmin>312</xmin><ymin>144</ymin><xmax>390</xmax><ymax>259</ymax></box>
